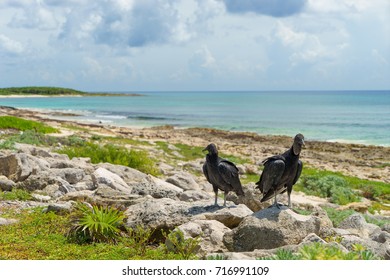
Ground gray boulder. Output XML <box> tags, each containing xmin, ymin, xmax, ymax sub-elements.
<box><xmin>51</xmin><ymin>168</ymin><xmax>86</xmax><ymax>184</ymax></box>
<box><xmin>223</xmin><ymin>206</ymin><xmax>323</xmax><ymax>252</ymax></box>
<box><xmin>203</xmin><ymin>204</ymin><xmax>253</xmax><ymax>228</ymax></box>
<box><xmin>227</xmin><ymin>183</ymin><xmax>264</xmax><ymax>212</ymax></box>
<box><xmin>339</xmin><ymin>213</ymin><xmax>381</xmax><ymax>238</ymax></box>
<box><xmin>0</xmin><ymin>175</ymin><xmax>15</xmax><ymax>191</ymax></box>
<box><xmin>340</xmin><ymin>235</ymin><xmax>390</xmax><ymax>260</ymax></box>
<box><xmin>16</xmin><ymin>172</ymin><xmax>74</xmax><ymax>193</ymax></box>
<box><xmin>177</xmin><ymin>220</ymin><xmax>231</xmax><ymax>257</ymax></box>
<box><xmin>166</xmin><ymin>172</ymin><xmax>200</xmax><ymax>191</ymax></box>
<box><xmin>0</xmin><ymin>153</ymin><xmax>50</xmax><ymax>182</ymax></box>
<box><xmin>92</xmin><ymin>167</ymin><xmax>132</xmax><ymax>194</ymax></box>
<box><xmin>131</xmin><ymin>175</ymin><xmax>183</xmax><ymax>199</ymax></box>
<box><xmin>179</xmin><ymin>190</ymin><xmax>212</xmax><ymax>202</ymax></box>
<box><xmin>96</xmin><ymin>163</ymin><xmax>147</xmax><ymax>184</ymax></box>
<box><xmin>124</xmin><ymin>197</ymin><xmax>235</xmax><ymax>233</ymax></box>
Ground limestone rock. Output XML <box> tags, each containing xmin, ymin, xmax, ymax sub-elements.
<box><xmin>203</xmin><ymin>204</ymin><xmax>253</xmax><ymax>228</ymax></box>
<box><xmin>223</xmin><ymin>206</ymin><xmax>323</xmax><ymax>252</ymax></box>
<box><xmin>124</xmin><ymin>198</ymin><xmax>235</xmax><ymax>233</ymax></box>
<box><xmin>131</xmin><ymin>175</ymin><xmax>183</xmax><ymax>199</ymax></box>
<box><xmin>177</xmin><ymin>220</ymin><xmax>231</xmax><ymax>257</ymax></box>
<box><xmin>0</xmin><ymin>217</ymin><xmax>18</xmax><ymax>226</ymax></box>
<box><xmin>179</xmin><ymin>190</ymin><xmax>211</xmax><ymax>202</ymax></box>
<box><xmin>44</xmin><ymin>202</ymin><xmax>74</xmax><ymax>214</ymax></box>
<box><xmin>0</xmin><ymin>153</ymin><xmax>50</xmax><ymax>182</ymax></box>
<box><xmin>51</xmin><ymin>168</ymin><xmax>86</xmax><ymax>184</ymax></box>
<box><xmin>96</xmin><ymin>163</ymin><xmax>147</xmax><ymax>184</ymax></box>
<box><xmin>339</xmin><ymin>213</ymin><xmax>381</xmax><ymax>238</ymax></box>
<box><xmin>92</xmin><ymin>167</ymin><xmax>132</xmax><ymax>194</ymax></box>
<box><xmin>166</xmin><ymin>172</ymin><xmax>200</xmax><ymax>191</ymax></box>
<box><xmin>340</xmin><ymin>235</ymin><xmax>390</xmax><ymax>260</ymax></box>
<box><xmin>0</xmin><ymin>175</ymin><xmax>15</xmax><ymax>191</ymax></box>
<box><xmin>228</xmin><ymin>183</ymin><xmax>264</xmax><ymax>212</ymax></box>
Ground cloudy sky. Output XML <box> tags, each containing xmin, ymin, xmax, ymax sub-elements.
<box><xmin>0</xmin><ymin>0</ymin><xmax>389</xmax><ymax>91</ymax></box>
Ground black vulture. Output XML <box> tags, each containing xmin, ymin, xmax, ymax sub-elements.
<box><xmin>202</xmin><ymin>143</ymin><xmax>244</xmax><ymax>206</ymax></box>
<box><xmin>256</xmin><ymin>133</ymin><xmax>305</xmax><ymax>208</ymax></box>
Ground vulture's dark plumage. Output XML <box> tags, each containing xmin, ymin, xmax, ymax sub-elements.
<box><xmin>256</xmin><ymin>134</ymin><xmax>305</xmax><ymax>208</ymax></box>
<box><xmin>203</xmin><ymin>143</ymin><xmax>244</xmax><ymax>206</ymax></box>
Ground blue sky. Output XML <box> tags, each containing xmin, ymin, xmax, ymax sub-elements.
<box><xmin>0</xmin><ymin>0</ymin><xmax>389</xmax><ymax>91</ymax></box>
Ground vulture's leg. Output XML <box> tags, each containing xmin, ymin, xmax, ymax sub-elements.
<box><xmin>223</xmin><ymin>190</ymin><xmax>229</xmax><ymax>207</ymax></box>
<box><xmin>273</xmin><ymin>192</ymin><xmax>281</xmax><ymax>209</ymax></box>
<box><xmin>287</xmin><ymin>184</ymin><xmax>293</xmax><ymax>208</ymax></box>
<box><xmin>213</xmin><ymin>186</ymin><xmax>219</xmax><ymax>206</ymax></box>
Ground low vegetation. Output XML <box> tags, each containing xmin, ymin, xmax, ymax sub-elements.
<box><xmin>295</xmin><ymin>167</ymin><xmax>390</xmax><ymax>208</ymax></box>
<box><xmin>0</xmin><ymin>207</ymin><xmax>199</xmax><ymax>260</ymax></box>
<box><xmin>67</xmin><ymin>203</ymin><xmax>125</xmax><ymax>244</ymax></box>
<box><xmin>0</xmin><ymin>86</ymin><xmax>142</xmax><ymax>96</ymax></box>
<box><xmin>0</xmin><ymin>115</ymin><xmax>389</xmax><ymax>260</ymax></box>
<box><xmin>260</xmin><ymin>242</ymin><xmax>378</xmax><ymax>260</ymax></box>
<box><xmin>0</xmin><ymin>116</ymin><xmax>58</xmax><ymax>133</ymax></box>
<box><xmin>0</xmin><ymin>86</ymin><xmax>84</xmax><ymax>96</ymax></box>
<box><xmin>57</xmin><ymin>142</ymin><xmax>159</xmax><ymax>176</ymax></box>
<box><xmin>0</xmin><ymin>189</ymin><xmax>32</xmax><ymax>201</ymax></box>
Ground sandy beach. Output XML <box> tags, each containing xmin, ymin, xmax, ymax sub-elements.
<box><xmin>1</xmin><ymin>106</ymin><xmax>389</xmax><ymax>184</ymax></box>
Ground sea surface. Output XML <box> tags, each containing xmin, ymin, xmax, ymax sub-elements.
<box><xmin>1</xmin><ymin>91</ymin><xmax>389</xmax><ymax>146</ymax></box>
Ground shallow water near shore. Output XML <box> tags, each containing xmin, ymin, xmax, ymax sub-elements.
<box><xmin>0</xmin><ymin>90</ymin><xmax>389</xmax><ymax>146</ymax></box>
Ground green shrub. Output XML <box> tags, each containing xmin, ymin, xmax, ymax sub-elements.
<box><xmin>0</xmin><ymin>208</ymin><xmax>191</xmax><ymax>260</ymax></box>
<box><xmin>67</xmin><ymin>203</ymin><xmax>125</xmax><ymax>244</ymax></box>
<box><xmin>259</xmin><ymin>243</ymin><xmax>378</xmax><ymax>260</ymax></box>
<box><xmin>322</xmin><ymin>207</ymin><xmax>356</xmax><ymax>227</ymax></box>
<box><xmin>361</xmin><ymin>185</ymin><xmax>383</xmax><ymax>200</ymax></box>
<box><xmin>206</xmin><ymin>254</ymin><xmax>227</xmax><ymax>260</ymax></box>
<box><xmin>0</xmin><ymin>189</ymin><xmax>32</xmax><ymax>201</ymax></box>
<box><xmin>0</xmin><ymin>116</ymin><xmax>58</xmax><ymax>133</ymax></box>
<box><xmin>0</xmin><ymin>130</ymin><xmax>58</xmax><ymax>149</ymax></box>
<box><xmin>301</xmin><ymin>175</ymin><xmax>360</xmax><ymax>205</ymax></box>
<box><xmin>258</xmin><ymin>248</ymin><xmax>299</xmax><ymax>260</ymax></box>
<box><xmin>163</xmin><ymin>229</ymin><xmax>200</xmax><ymax>260</ymax></box>
<box><xmin>124</xmin><ymin>225</ymin><xmax>155</xmax><ymax>256</ymax></box>
<box><xmin>57</xmin><ymin>142</ymin><xmax>159</xmax><ymax>176</ymax></box>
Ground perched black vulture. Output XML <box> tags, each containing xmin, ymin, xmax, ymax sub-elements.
<box><xmin>202</xmin><ymin>143</ymin><xmax>244</xmax><ymax>206</ymax></box>
<box><xmin>256</xmin><ymin>133</ymin><xmax>305</xmax><ymax>208</ymax></box>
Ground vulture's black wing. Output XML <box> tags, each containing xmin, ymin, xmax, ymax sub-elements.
<box><xmin>257</xmin><ymin>159</ymin><xmax>285</xmax><ymax>202</ymax></box>
<box><xmin>202</xmin><ymin>162</ymin><xmax>210</xmax><ymax>183</ymax></box>
<box><xmin>292</xmin><ymin>160</ymin><xmax>303</xmax><ymax>185</ymax></box>
<box><xmin>218</xmin><ymin>159</ymin><xmax>244</xmax><ymax>195</ymax></box>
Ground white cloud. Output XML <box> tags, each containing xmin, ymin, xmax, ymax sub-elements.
<box><xmin>0</xmin><ymin>34</ymin><xmax>24</xmax><ymax>55</ymax></box>
<box><xmin>0</xmin><ymin>0</ymin><xmax>388</xmax><ymax>90</ymax></box>
<box><xmin>188</xmin><ymin>45</ymin><xmax>217</xmax><ymax>78</ymax></box>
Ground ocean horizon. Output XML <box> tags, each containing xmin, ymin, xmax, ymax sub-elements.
<box><xmin>1</xmin><ymin>90</ymin><xmax>389</xmax><ymax>147</ymax></box>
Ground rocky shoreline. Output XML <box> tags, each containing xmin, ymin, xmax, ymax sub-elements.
<box><xmin>2</xmin><ymin>106</ymin><xmax>389</xmax><ymax>182</ymax></box>
<box><xmin>1</xmin><ymin>106</ymin><xmax>389</xmax><ymax>259</ymax></box>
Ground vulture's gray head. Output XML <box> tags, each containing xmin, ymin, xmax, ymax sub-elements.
<box><xmin>293</xmin><ymin>133</ymin><xmax>305</xmax><ymax>155</ymax></box>
<box><xmin>203</xmin><ymin>143</ymin><xmax>218</xmax><ymax>155</ymax></box>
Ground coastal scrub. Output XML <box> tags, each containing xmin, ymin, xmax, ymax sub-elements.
<box><xmin>0</xmin><ymin>116</ymin><xmax>58</xmax><ymax>133</ymax></box>
<box><xmin>57</xmin><ymin>142</ymin><xmax>159</xmax><ymax>176</ymax></box>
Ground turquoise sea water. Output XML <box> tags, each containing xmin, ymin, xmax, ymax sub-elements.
<box><xmin>1</xmin><ymin>91</ymin><xmax>389</xmax><ymax>146</ymax></box>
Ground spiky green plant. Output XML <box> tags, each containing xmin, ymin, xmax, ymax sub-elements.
<box><xmin>67</xmin><ymin>203</ymin><xmax>125</xmax><ymax>244</ymax></box>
